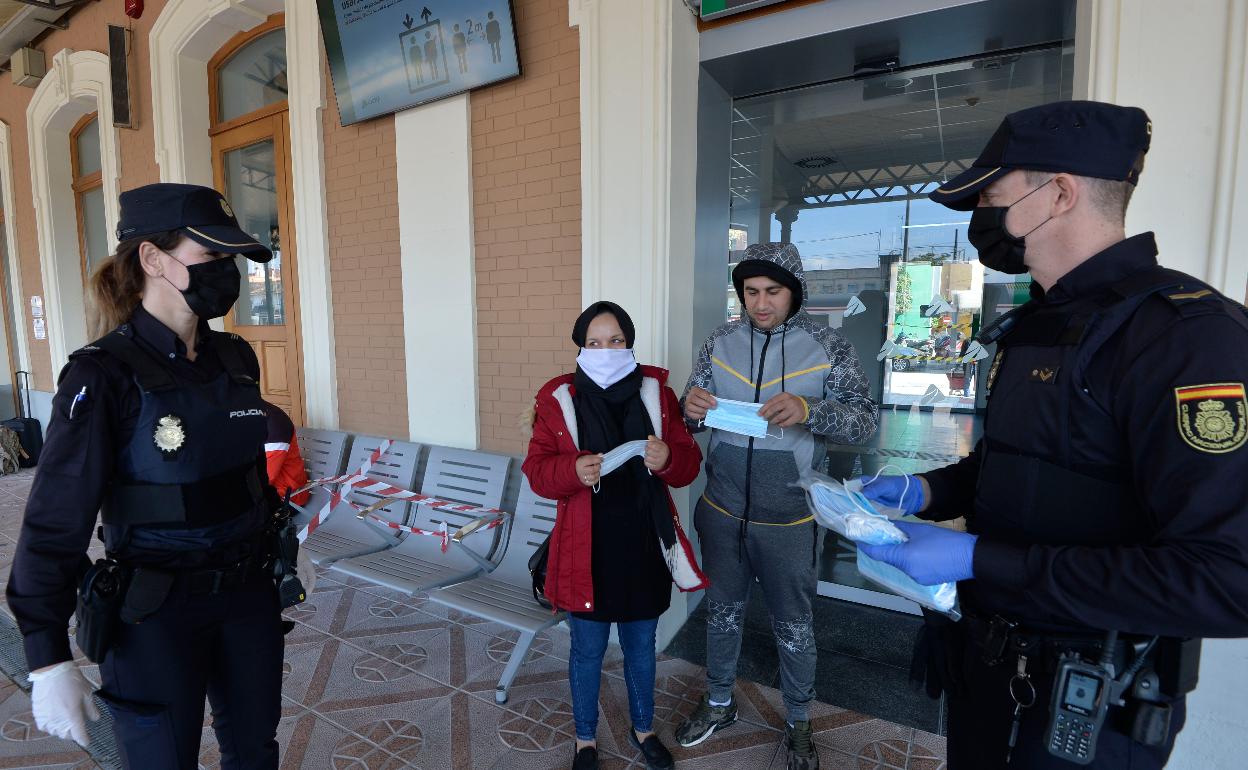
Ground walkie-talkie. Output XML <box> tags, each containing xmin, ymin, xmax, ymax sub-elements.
<box><xmin>272</xmin><ymin>490</ymin><xmax>307</xmax><ymax>608</ymax></box>
<box><xmin>1045</xmin><ymin>655</ymin><xmax>1113</xmax><ymax>764</ymax></box>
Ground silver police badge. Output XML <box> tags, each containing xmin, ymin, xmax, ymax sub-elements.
<box><xmin>154</xmin><ymin>415</ymin><xmax>186</xmax><ymax>453</ymax></box>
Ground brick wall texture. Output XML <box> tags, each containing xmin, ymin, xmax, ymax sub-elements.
<box><xmin>0</xmin><ymin>0</ymin><xmax>166</xmax><ymax>392</ymax></box>
<box><xmin>471</xmin><ymin>0</ymin><xmax>582</xmax><ymax>455</ymax></box>
<box><xmin>321</xmin><ymin>63</ymin><xmax>408</xmax><ymax>437</ymax></box>
<box><xmin>0</xmin><ymin>0</ymin><xmax>583</xmax><ymax>454</ymax></box>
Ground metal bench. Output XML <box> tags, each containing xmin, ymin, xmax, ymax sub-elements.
<box><xmin>426</xmin><ymin>476</ymin><xmax>562</xmax><ymax>703</ymax></box>
<box><xmin>330</xmin><ymin>446</ymin><xmax>512</xmax><ymax>594</ymax></box>
<box><xmin>301</xmin><ymin>435</ymin><xmax>422</xmax><ymax>567</ymax></box>
<box><xmin>290</xmin><ymin>427</ymin><xmax>352</xmax><ymax>528</ymax></box>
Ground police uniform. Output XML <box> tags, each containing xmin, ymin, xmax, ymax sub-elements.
<box><xmin>6</xmin><ymin>184</ymin><xmax>289</xmax><ymax>769</ymax></box>
<box><xmin>912</xmin><ymin>102</ymin><xmax>1248</xmax><ymax>768</ymax></box>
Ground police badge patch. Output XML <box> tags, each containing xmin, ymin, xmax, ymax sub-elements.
<box><xmin>1174</xmin><ymin>383</ymin><xmax>1247</xmax><ymax>454</ymax></box>
<box><xmin>154</xmin><ymin>415</ymin><xmax>186</xmax><ymax>453</ymax></box>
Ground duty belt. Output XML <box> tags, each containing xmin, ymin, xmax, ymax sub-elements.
<box><xmin>182</xmin><ymin>556</ymin><xmax>265</xmax><ymax>595</ymax></box>
<box><xmin>965</xmin><ymin>614</ymin><xmax>1136</xmax><ymax>672</ymax></box>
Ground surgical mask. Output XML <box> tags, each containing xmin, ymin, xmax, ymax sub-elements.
<box><xmin>807</xmin><ymin>482</ymin><xmax>900</xmax><ymax>545</ymax></box>
<box><xmin>162</xmin><ymin>251</ymin><xmax>242</xmax><ymax>320</ymax></box>
<box><xmin>703</xmin><ymin>397</ymin><xmax>782</xmax><ymax>440</ymax></box>
<box><xmin>600</xmin><ymin>440</ymin><xmax>648</xmax><ymax>476</ymax></box>
<box><xmin>967</xmin><ymin>178</ymin><xmax>1054</xmax><ymax>275</ymax></box>
<box><xmin>576</xmin><ymin>348</ymin><xmax>637</xmax><ymax>389</ymax></box>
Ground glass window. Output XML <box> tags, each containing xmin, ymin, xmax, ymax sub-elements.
<box><xmin>72</xmin><ymin>112</ymin><xmax>105</xmax><ymax>283</ymax></box>
<box><xmin>0</xmin><ymin>215</ymin><xmax>16</xmax><ymax>421</ymax></box>
<box><xmin>222</xmin><ymin>139</ymin><xmax>284</xmax><ymax>326</ymax></box>
<box><xmin>75</xmin><ymin>117</ymin><xmax>101</xmax><ymax>177</ymax></box>
<box><xmin>216</xmin><ymin>29</ymin><xmax>288</xmax><ymax>123</ymax></box>
<box><xmin>80</xmin><ymin>186</ymin><xmax>109</xmax><ymax>276</ymax></box>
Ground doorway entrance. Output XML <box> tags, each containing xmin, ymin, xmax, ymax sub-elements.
<box><xmin>724</xmin><ymin>45</ymin><xmax>1074</xmax><ymax>611</ymax></box>
<box><xmin>209</xmin><ymin>15</ymin><xmax>305</xmax><ymax>425</ymax></box>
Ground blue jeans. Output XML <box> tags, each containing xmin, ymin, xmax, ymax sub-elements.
<box><xmin>567</xmin><ymin>616</ymin><xmax>659</xmax><ymax>741</ymax></box>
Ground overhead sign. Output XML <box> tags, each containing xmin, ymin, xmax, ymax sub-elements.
<box><xmin>317</xmin><ymin>0</ymin><xmax>521</xmax><ymax>125</ymax></box>
<box><xmin>699</xmin><ymin>0</ymin><xmax>797</xmax><ymax>21</ymax></box>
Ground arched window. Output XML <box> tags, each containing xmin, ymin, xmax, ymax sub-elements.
<box><xmin>214</xmin><ymin>27</ymin><xmax>288</xmax><ymax>125</ymax></box>
<box><xmin>208</xmin><ymin>13</ymin><xmax>304</xmax><ymax>424</ymax></box>
<box><xmin>71</xmin><ymin>113</ymin><xmax>108</xmax><ymax>283</ymax></box>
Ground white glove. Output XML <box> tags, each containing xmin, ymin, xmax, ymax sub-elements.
<box><xmin>28</xmin><ymin>661</ymin><xmax>100</xmax><ymax>746</ymax></box>
<box><xmin>296</xmin><ymin>547</ymin><xmax>316</xmax><ymax>597</ymax></box>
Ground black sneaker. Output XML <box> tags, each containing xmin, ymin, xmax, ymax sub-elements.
<box><xmin>572</xmin><ymin>745</ymin><xmax>598</xmax><ymax>770</ymax></box>
<box><xmin>629</xmin><ymin>729</ymin><xmax>674</xmax><ymax>770</ymax></box>
<box><xmin>786</xmin><ymin>720</ymin><xmax>820</xmax><ymax>770</ymax></box>
<box><xmin>675</xmin><ymin>695</ymin><xmax>738</xmax><ymax>747</ymax></box>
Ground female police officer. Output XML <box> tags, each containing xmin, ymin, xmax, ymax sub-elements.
<box><xmin>6</xmin><ymin>183</ymin><xmax>292</xmax><ymax>768</ymax></box>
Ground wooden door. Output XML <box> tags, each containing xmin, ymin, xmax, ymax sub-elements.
<box><xmin>211</xmin><ymin>111</ymin><xmax>305</xmax><ymax>425</ymax></box>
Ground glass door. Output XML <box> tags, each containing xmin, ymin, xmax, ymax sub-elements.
<box><xmin>725</xmin><ymin>46</ymin><xmax>1073</xmax><ymax>610</ymax></box>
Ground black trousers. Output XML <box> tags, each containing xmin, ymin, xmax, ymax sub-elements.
<box><xmin>946</xmin><ymin>637</ymin><xmax>1186</xmax><ymax>769</ymax></box>
<box><xmin>98</xmin><ymin>571</ymin><xmax>283</xmax><ymax>769</ymax></box>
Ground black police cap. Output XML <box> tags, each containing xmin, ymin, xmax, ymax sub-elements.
<box><xmin>930</xmin><ymin>100</ymin><xmax>1152</xmax><ymax>211</ymax></box>
<box><xmin>115</xmin><ymin>183</ymin><xmax>273</xmax><ymax>263</ymax></box>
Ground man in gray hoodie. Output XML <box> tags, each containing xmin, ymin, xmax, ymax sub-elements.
<box><xmin>676</xmin><ymin>242</ymin><xmax>878</xmax><ymax>770</ymax></box>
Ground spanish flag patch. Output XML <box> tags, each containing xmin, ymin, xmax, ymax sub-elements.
<box><xmin>1174</xmin><ymin>383</ymin><xmax>1247</xmax><ymax>453</ymax></box>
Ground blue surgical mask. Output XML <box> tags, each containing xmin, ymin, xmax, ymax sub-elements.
<box><xmin>600</xmin><ymin>440</ymin><xmax>648</xmax><ymax>476</ymax></box>
<box><xmin>576</xmin><ymin>348</ymin><xmax>637</xmax><ymax>389</ymax></box>
<box><xmin>704</xmin><ymin>398</ymin><xmax>782</xmax><ymax>440</ymax></box>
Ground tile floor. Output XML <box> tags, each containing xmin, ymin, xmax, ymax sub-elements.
<box><xmin>0</xmin><ymin>468</ymin><xmax>947</xmax><ymax>769</ymax></box>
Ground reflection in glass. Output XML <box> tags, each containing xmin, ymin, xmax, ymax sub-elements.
<box><xmin>75</xmin><ymin>117</ymin><xmax>101</xmax><ymax>177</ymax></box>
<box><xmin>217</xmin><ymin>29</ymin><xmax>288</xmax><ymax>123</ymax></box>
<box><xmin>223</xmin><ymin>139</ymin><xmax>283</xmax><ymax>326</ymax></box>
<box><xmin>80</xmin><ymin>186</ymin><xmax>109</xmax><ymax>277</ymax></box>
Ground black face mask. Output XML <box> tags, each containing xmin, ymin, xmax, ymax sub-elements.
<box><xmin>967</xmin><ymin>178</ymin><xmax>1055</xmax><ymax>275</ymax></box>
<box><xmin>162</xmin><ymin>251</ymin><xmax>242</xmax><ymax>320</ymax></box>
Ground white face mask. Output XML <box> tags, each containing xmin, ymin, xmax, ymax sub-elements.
<box><xmin>576</xmin><ymin>348</ymin><xmax>637</xmax><ymax>389</ymax></box>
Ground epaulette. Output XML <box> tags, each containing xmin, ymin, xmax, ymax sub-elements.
<box><xmin>1158</xmin><ymin>285</ymin><xmax>1230</xmax><ymax>319</ymax></box>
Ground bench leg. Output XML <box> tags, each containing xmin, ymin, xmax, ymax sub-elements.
<box><xmin>495</xmin><ymin>629</ymin><xmax>537</xmax><ymax>704</ymax></box>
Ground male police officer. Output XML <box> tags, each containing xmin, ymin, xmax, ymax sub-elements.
<box><xmin>855</xmin><ymin>101</ymin><xmax>1248</xmax><ymax>768</ymax></box>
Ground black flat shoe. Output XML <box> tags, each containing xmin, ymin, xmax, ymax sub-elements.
<box><xmin>572</xmin><ymin>745</ymin><xmax>599</xmax><ymax>770</ymax></box>
<box><xmin>629</xmin><ymin>730</ymin><xmax>674</xmax><ymax>770</ymax></box>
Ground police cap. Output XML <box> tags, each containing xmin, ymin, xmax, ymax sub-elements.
<box><xmin>115</xmin><ymin>183</ymin><xmax>273</xmax><ymax>263</ymax></box>
<box><xmin>929</xmin><ymin>100</ymin><xmax>1152</xmax><ymax>211</ymax></box>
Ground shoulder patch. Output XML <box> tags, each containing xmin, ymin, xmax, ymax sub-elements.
<box><xmin>1175</xmin><ymin>383</ymin><xmax>1247</xmax><ymax>453</ymax></box>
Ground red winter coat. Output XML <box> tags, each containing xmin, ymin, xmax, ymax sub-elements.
<box><xmin>522</xmin><ymin>365</ymin><xmax>707</xmax><ymax>614</ymax></box>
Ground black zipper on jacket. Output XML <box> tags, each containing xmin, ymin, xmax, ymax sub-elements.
<box><xmin>739</xmin><ymin>328</ymin><xmax>772</xmax><ymax>560</ymax></box>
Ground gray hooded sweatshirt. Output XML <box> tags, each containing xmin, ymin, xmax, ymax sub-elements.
<box><xmin>684</xmin><ymin>242</ymin><xmax>879</xmax><ymax>527</ymax></box>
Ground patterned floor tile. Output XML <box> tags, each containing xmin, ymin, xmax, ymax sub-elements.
<box><xmin>0</xmin><ymin>684</ymin><xmax>94</xmax><ymax>768</ymax></box>
<box><xmin>813</xmin><ymin>718</ymin><xmax>914</xmax><ymax>769</ymax></box>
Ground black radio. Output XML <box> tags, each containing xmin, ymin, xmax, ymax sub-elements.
<box><xmin>1045</xmin><ymin>656</ymin><xmax>1113</xmax><ymax>764</ymax></box>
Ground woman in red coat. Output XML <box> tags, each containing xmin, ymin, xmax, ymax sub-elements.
<box><xmin>523</xmin><ymin>302</ymin><xmax>706</xmax><ymax>770</ymax></box>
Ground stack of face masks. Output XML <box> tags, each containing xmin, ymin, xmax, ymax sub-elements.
<box><xmin>703</xmin><ymin>398</ymin><xmax>783</xmax><ymax>440</ymax></box>
<box><xmin>798</xmin><ymin>471</ymin><xmax>960</xmax><ymax>619</ymax></box>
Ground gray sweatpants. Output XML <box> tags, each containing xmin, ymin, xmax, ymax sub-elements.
<box><xmin>694</xmin><ymin>497</ymin><xmax>819</xmax><ymax>723</ymax></box>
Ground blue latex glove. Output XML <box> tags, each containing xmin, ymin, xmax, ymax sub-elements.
<box><xmin>857</xmin><ymin>520</ymin><xmax>978</xmax><ymax>586</ymax></box>
<box><xmin>855</xmin><ymin>474</ymin><xmax>925</xmax><ymax>516</ymax></box>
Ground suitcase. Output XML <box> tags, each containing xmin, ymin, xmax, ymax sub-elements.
<box><xmin>2</xmin><ymin>371</ymin><xmax>42</xmax><ymax>467</ymax></box>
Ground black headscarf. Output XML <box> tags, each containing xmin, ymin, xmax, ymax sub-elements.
<box><xmin>572</xmin><ymin>301</ymin><xmax>636</xmax><ymax>348</ymax></box>
<box><xmin>571</xmin><ymin>303</ymin><xmax>675</xmax><ymax>551</ymax></box>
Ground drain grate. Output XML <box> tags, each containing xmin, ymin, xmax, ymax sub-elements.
<box><xmin>0</xmin><ymin>612</ymin><xmax>123</xmax><ymax>769</ymax></box>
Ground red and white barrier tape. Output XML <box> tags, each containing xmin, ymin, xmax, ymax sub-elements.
<box><xmin>294</xmin><ymin>440</ymin><xmax>510</xmax><ymax>551</ymax></box>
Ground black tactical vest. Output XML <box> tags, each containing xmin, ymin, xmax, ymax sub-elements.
<box><xmin>75</xmin><ymin>325</ymin><xmax>271</xmax><ymax>562</ymax></box>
